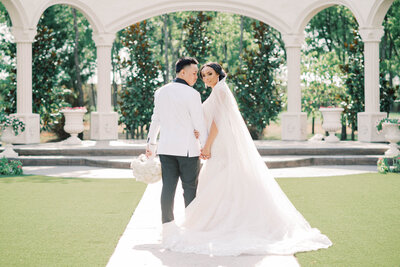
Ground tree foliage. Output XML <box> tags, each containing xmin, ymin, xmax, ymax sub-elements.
<box><xmin>117</xmin><ymin>21</ymin><xmax>162</xmax><ymax>139</ymax></box>
<box><xmin>232</xmin><ymin>21</ymin><xmax>284</xmax><ymax>139</ymax></box>
<box><xmin>302</xmin><ymin>51</ymin><xmax>346</xmax><ymax>122</ymax></box>
<box><xmin>339</xmin><ymin>31</ymin><xmax>364</xmax><ymax>140</ymax></box>
<box><xmin>182</xmin><ymin>12</ymin><xmax>213</xmax><ymax>101</ymax></box>
<box><xmin>380</xmin><ymin>1</ymin><xmax>400</xmax><ymax>114</ymax></box>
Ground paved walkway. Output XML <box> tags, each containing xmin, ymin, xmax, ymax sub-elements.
<box><xmin>106</xmin><ymin>181</ymin><xmax>301</xmax><ymax>267</ymax></box>
<box><xmin>23</xmin><ymin>165</ymin><xmax>376</xmax><ymax>267</ymax></box>
<box><xmin>23</xmin><ymin>165</ymin><xmax>377</xmax><ymax>179</ymax></box>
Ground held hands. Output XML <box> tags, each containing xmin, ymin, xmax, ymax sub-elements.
<box><xmin>194</xmin><ymin>130</ymin><xmax>210</xmax><ymax>160</ymax></box>
<box><xmin>194</xmin><ymin>129</ymin><xmax>211</xmax><ymax>160</ymax></box>
<box><xmin>194</xmin><ymin>130</ymin><xmax>200</xmax><ymax>139</ymax></box>
<box><xmin>200</xmin><ymin>146</ymin><xmax>211</xmax><ymax>160</ymax></box>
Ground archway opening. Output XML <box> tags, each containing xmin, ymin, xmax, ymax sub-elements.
<box><xmin>112</xmin><ymin>11</ymin><xmax>286</xmax><ymax>140</ymax></box>
<box><xmin>301</xmin><ymin>4</ymin><xmax>363</xmax><ymax>141</ymax></box>
<box><xmin>32</xmin><ymin>4</ymin><xmax>96</xmax><ymax>142</ymax></box>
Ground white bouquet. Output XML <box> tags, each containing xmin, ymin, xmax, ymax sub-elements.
<box><xmin>130</xmin><ymin>154</ymin><xmax>162</xmax><ymax>184</ymax></box>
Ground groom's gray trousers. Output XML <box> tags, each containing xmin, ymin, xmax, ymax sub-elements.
<box><xmin>159</xmin><ymin>154</ymin><xmax>200</xmax><ymax>224</ymax></box>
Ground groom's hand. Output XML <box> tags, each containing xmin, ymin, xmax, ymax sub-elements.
<box><xmin>194</xmin><ymin>130</ymin><xmax>200</xmax><ymax>139</ymax></box>
<box><xmin>145</xmin><ymin>145</ymin><xmax>152</xmax><ymax>158</ymax></box>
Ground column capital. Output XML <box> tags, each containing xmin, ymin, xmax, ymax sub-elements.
<box><xmin>93</xmin><ymin>32</ymin><xmax>116</xmax><ymax>47</ymax></box>
<box><xmin>359</xmin><ymin>27</ymin><xmax>384</xmax><ymax>43</ymax></box>
<box><xmin>11</xmin><ymin>27</ymin><xmax>36</xmax><ymax>43</ymax></box>
<box><xmin>282</xmin><ymin>33</ymin><xmax>304</xmax><ymax>48</ymax></box>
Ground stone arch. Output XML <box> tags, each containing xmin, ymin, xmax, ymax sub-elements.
<box><xmin>30</xmin><ymin>0</ymin><xmax>104</xmax><ymax>34</ymax></box>
<box><xmin>1</xmin><ymin>0</ymin><xmax>29</xmax><ymax>28</ymax></box>
<box><xmin>106</xmin><ymin>1</ymin><xmax>291</xmax><ymax>34</ymax></box>
<box><xmin>366</xmin><ymin>0</ymin><xmax>395</xmax><ymax>27</ymax></box>
<box><xmin>295</xmin><ymin>0</ymin><xmax>363</xmax><ymax>34</ymax></box>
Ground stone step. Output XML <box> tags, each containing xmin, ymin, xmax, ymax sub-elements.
<box><xmin>7</xmin><ymin>155</ymin><xmax>381</xmax><ymax>169</ymax></box>
<box><xmin>3</xmin><ymin>146</ymin><xmax>387</xmax><ymax>156</ymax></box>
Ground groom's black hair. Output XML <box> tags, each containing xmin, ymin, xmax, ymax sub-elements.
<box><xmin>175</xmin><ymin>57</ymin><xmax>199</xmax><ymax>73</ymax></box>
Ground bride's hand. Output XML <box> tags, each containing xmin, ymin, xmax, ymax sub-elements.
<box><xmin>194</xmin><ymin>130</ymin><xmax>200</xmax><ymax>139</ymax></box>
<box><xmin>201</xmin><ymin>146</ymin><xmax>211</xmax><ymax>160</ymax></box>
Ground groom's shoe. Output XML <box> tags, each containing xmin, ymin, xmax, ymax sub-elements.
<box><xmin>161</xmin><ymin>221</ymin><xmax>179</xmax><ymax>247</ymax></box>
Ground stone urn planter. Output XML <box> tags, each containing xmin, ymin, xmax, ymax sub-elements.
<box><xmin>319</xmin><ymin>107</ymin><xmax>344</xmax><ymax>143</ymax></box>
<box><xmin>381</xmin><ymin>122</ymin><xmax>400</xmax><ymax>157</ymax></box>
<box><xmin>61</xmin><ymin>107</ymin><xmax>87</xmax><ymax>145</ymax></box>
<box><xmin>0</xmin><ymin>127</ymin><xmax>18</xmax><ymax>157</ymax></box>
<box><xmin>0</xmin><ymin>115</ymin><xmax>25</xmax><ymax>158</ymax></box>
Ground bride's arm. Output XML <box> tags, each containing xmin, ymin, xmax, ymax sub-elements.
<box><xmin>202</xmin><ymin>120</ymin><xmax>218</xmax><ymax>158</ymax></box>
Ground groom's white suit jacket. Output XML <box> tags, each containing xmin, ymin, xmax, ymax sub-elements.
<box><xmin>147</xmin><ymin>80</ymin><xmax>208</xmax><ymax>157</ymax></box>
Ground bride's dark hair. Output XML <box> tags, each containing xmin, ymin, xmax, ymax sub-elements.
<box><xmin>200</xmin><ymin>62</ymin><xmax>226</xmax><ymax>81</ymax></box>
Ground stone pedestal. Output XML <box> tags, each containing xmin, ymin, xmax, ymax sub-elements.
<box><xmin>90</xmin><ymin>112</ymin><xmax>118</xmax><ymax>140</ymax></box>
<box><xmin>11</xmin><ymin>113</ymin><xmax>40</xmax><ymax>144</ymax></box>
<box><xmin>357</xmin><ymin>112</ymin><xmax>386</xmax><ymax>142</ymax></box>
<box><xmin>281</xmin><ymin>112</ymin><xmax>307</xmax><ymax>141</ymax></box>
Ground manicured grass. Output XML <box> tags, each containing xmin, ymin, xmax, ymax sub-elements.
<box><xmin>0</xmin><ymin>173</ymin><xmax>399</xmax><ymax>266</ymax></box>
<box><xmin>0</xmin><ymin>176</ymin><xmax>146</xmax><ymax>267</ymax></box>
<box><xmin>277</xmin><ymin>173</ymin><xmax>400</xmax><ymax>267</ymax></box>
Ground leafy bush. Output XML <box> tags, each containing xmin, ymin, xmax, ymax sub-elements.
<box><xmin>377</xmin><ymin>156</ymin><xmax>400</xmax><ymax>174</ymax></box>
<box><xmin>376</xmin><ymin>118</ymin><xmax>400</xmax><ymax>133</ymax></box>
<box><xmin>0</xmin><ymin>157</ymin><xmax>23</xmax><ymax>175</ymax></box>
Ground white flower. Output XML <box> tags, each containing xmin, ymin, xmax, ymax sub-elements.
<box><xmin>130</xmin><ymin>154</ymin><xmax>161</xmax><ymax>184</ymax></box>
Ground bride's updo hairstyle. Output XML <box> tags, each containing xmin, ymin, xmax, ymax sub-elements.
<box><xmin>200</xmin><ymin>62</ymin><xmax>226</xmax><ymax>81</ymax></box>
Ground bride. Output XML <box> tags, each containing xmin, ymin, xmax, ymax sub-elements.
<box><xmin>161</xmin><ymin>62</ymin><xmax>332</xmax><ymax>256</ymax></box>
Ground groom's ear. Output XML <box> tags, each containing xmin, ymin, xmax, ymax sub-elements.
<box><xmin>177</xmin><ymin>68</ymin><xmax>185</xmax><ymax>78</ymax></box>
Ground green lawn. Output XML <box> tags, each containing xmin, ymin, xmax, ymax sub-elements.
<box><xmin>0</xmin><ymin>176</ymin><xmax>146</xmax><ymax>267</ymax></box>
<box><xmin>0</xmin><ymin>173</ymin><xmax>399</xmax><ymax>267</ymax></box>
<box><xmin>277</xmin><ymin>173</ymin><xmax>400</xmax><ymax>267</ymax></box>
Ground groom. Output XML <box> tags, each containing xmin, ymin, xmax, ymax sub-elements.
<box><xmin>146</xmin><ymin>57</ymin><xmax>208</xmax><ymax>224</ymax></box>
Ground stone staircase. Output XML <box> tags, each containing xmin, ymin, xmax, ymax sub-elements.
<box><xmin>1</xmin><ymin>140</ymin><xmax>388</xmax><ymax>169</ymax></box>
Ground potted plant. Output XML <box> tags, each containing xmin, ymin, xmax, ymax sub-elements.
<box><xmin>376</xmin><ymin>117</ymin><xmax>400</xmax><ymax>157</ymax></box>
<box><xmin>0</xmin><ymin>114</ymin><xmax>26</xmax><ymax>157</ymax></box>
<box><xmin>377</xmin><ymin>155</ymin><xmax>400</xmax><ymax>174</ymax></box>
<box><xmin>319</xmin><ymin>106</ymin><xmax>344</xmax><ymax>142</ymax></box>
<box><xmin>60</xmin><ymin>107</ymin><xmax>87</xmax><ymax>145</ymax></box>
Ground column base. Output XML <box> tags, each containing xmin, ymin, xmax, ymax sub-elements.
<box><xmin>357</xmin><ymin>112</ymin><xmax>386</xmax><ymax>142</ymax></box>
<box><xmin>90</xmin><ymin>112</ymin><xmax>118</xmax><ymax>140</ymax></box>
<box><xmin>11</xmin><ymin>113</ymin><xmax>40</xmax><ymax>144</ymax></box>
<box><xmin>281</xmin><ymin>112</ymin><xmax>307</xmax><ymax>141</ymax></box>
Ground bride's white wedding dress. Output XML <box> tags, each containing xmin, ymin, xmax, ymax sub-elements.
<box><xmin>162</xmin><ymin>78</ymin><xmax>332</xmax><ymax>256</ymax></box>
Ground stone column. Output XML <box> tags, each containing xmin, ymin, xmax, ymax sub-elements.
<box><xmin>281</xmin><ymin>34</ymin><xmax>307</xmax><ymax>140</ymax></box>
<box><xmin>90</xmin><ymin>33</ymin><xmax>118</xmax><ymax>140</ymax></box>
<box><xmin>358</xmin><ymin>27</ymin><xmax>386</xmax><ymax>142</ymax></box>
<box><xmin>11</xmin><ymin>27</ymin><xmax>40</xmax><ymax>144</ymax></box>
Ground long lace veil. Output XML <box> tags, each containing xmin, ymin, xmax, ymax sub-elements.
<box><xmin>210</xmin><ymin>77</ymin><xmax>323</xmax><ymax>234</ymax></box>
